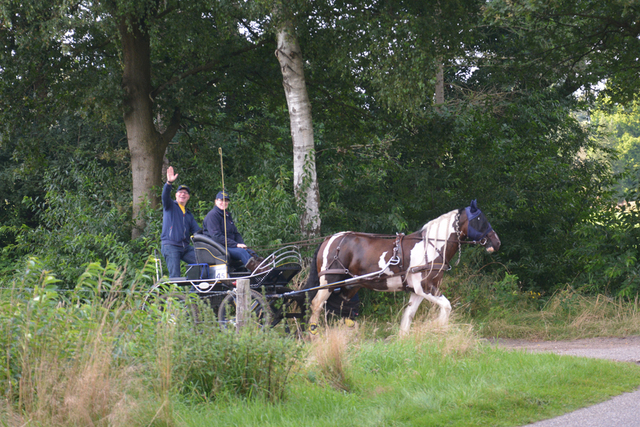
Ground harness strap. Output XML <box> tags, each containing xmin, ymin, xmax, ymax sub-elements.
<box><xmin>408</xmin><ymin>262</ymin><xmax>451</xmax><ymax>274</ymax></box>
<box><xmin>322</xmin><ymin>233</ymin><xmax>356</xmax><ymax>278</ymax></box>
<box><xmin>318</xmin><ymin>269</ymin><xmax>351</xmax><ymax>277</ymax></box>
<box><xmin>393</xmin><ymin>233</ymin><xmax>405</xmax><ymax>271</ymax></box>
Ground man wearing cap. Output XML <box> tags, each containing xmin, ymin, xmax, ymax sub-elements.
<box><xmin>202</xmin><ymin>190</ymin><xmax>264</xmax><ymax>273</ymax></box>
<box><xmin>160</xmin><ymin>166</ymin><xmax>201</xmax><ymax>278</ymax></box>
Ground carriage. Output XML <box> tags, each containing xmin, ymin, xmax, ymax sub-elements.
<box><xmin>148</xmin><ymin>200</ymin><xmax>501</xmax><ymax>334</ymax></box>
<box><xmin>148</xmin><ymin>231</ymin><xmax>309</xmax><ymax>331</ymax></box>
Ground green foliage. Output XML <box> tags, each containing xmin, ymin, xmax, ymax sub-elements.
<box><xmin>232</xmin><ymin>169</ymin><xmax>301</xmax><ymax>249</ymax></box>
<box><xmin>590</xmin><ymin>97</ymin><xmax>640</xmax><ymax>195</ymax></box>
<box><xmin>484</xmin><ymin>0</ymin><xmax>640</xmax><ymax>104</ymax></box>
<box><xmin>566</xmin><ymin>202</ymin><xmax>640</xmax><ymax>297</ymax></box>
<box><xmin>0</xmin><ymin>258</ymin><xmax>304</xmax><ymax>417</ymax></box>
<box><xmin>443</xmin><ymin>265</ymin><xmax>544</xmax><ymax>319</ymax></box>
<box><xmin>4</xmin><ymin>159</ymin><xmax>147</xmax><ymax>287</ymax></box>
<box><xmin>0</xmin><ymin>259</ymin><xmax>156</xmax><ymax>413</ymax></box>
<box><xmin>165</xmin><ymin>310</ymin><xmax>305</xmax><ymax>402</ymax></box>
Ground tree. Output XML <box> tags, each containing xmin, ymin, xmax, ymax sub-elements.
<box><xmin>273</xmin><ymin>4</ymin><xmax>321</xmax><ymax>237</ymax></box>
<box><xmin>0</xmin><ymin>0</ymin><xmax>272</xmax><ymax>238</ymax></box>
<box><xmin>485</xmin><ymin>0</ymin><xmax>640</xmax><ymax>104</ymax></box>
<box><xmin>116</xmin><ymin>4</ymin><xmax>180</xmax><ymax>236</ymax></box>
<box><xmin>591</xmin><ymin>97</ymin><xmax>640</xmax><ymax>195</ymax></box>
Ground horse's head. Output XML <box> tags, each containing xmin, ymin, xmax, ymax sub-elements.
<box><xmin>463</xmin><ymin>200</ymin><xmax>501</xmax><ymax>253</ymax></box>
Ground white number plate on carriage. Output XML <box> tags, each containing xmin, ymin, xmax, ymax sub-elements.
<box><xmin>211</xmin><ymin>264</ymin><xmax>227</xmax><ymax>279</ymax></box>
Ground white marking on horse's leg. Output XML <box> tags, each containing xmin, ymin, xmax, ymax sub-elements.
<box><xmin>424</xmin><ymin>294</ymin><xmax>452</xmax><ymax>325</ymax></box>
<box><xmin>310</xmin><ymin>233</ymin><xmax>347</xmax><ymax>334</ymax></box>
<box><xmin>405</xmin><ymin>272</ymin><xmax>451</xmax><ymax>327</ymax></box>
<box><xmin>400</xmin><ymin>293</ymin><xmax>424</xmax><ymax>335</ymax></box>
<box><xmin>309</xmin><ymin>288</ymin><xmax>331</xmax><ymax>334</ymax></box>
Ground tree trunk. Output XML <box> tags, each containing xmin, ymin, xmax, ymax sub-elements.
<box><xmin>119</xmin><ymin>17</ymin><xmax>179</xmax><ymax>239</ymax></box>
<box><xmin>275</xmin><ymin>22</ymin><xmax>321</xmax><ymax>237</ymax></box>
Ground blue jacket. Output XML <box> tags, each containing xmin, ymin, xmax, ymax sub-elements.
<box><xmin>160</xmin><ymin>183</ymin><xmax>201</xmax><ymax>247</ymax></box>
<box><xmin>202</xmin><ymin>206</ymin><xmax>245</xmax><ymax>248</ymax></box>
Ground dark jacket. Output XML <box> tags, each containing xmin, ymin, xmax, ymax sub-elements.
<box><xmin>160</xmin><ymin>183</ymin><xmax>201</xmax><ymax>247</ymax></box>
<box><xmin>202</xmin><ymin>206</ymin><xmax>245</xmax><ymax>248</ymax></box>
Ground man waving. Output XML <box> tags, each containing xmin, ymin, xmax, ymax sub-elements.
<box><xmin>160</xmin><ymin>166</ymin><xmax>201</xmax><ymax>277</ymax></box>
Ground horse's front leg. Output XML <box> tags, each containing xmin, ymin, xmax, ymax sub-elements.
<box><xmin>308</xmin><ymin>288</ymin><xmax>331</xmax><ymax>335</ymax></box>
<box><xmin>404</xmin><ymin>274</ymin><xmax>452</xmax><ymax>330</ymax></box>
<box><xmin>400</xmin><ymin>292</ymin><xmax>424</xmax><ymax>335</ymax></box>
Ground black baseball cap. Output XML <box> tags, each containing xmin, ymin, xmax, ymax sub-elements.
<box><xmin>176</xmin><ymin>185</ymin><xmax>191</xmax><ymax>194</ymax></box>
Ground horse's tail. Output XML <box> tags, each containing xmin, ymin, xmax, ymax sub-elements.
<box><xmin>304</xmin><ymin>242</ymin><xmax>322</xmax><ymax>300</ymax></box>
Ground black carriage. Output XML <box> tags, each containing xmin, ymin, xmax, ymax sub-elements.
<box><xmin>148</xmin><ymin>231</ymin><xmax>308</xmax><ymax>330</ymax></box>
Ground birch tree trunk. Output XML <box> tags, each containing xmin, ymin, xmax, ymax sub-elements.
<box><xmin>275</xmin><ymin>21</ymin><xmax>321</xmax><ymax>237</ymax></box>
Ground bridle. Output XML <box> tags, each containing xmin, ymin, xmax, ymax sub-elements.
<box><xmin>453</xmin><ymin>210</ymin><xmax>494</xmax><ymax>265</ymax></box>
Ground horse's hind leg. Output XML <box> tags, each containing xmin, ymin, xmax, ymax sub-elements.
<box><xmin>400</xmin><ymin>293</ymin><xmax>424</xmax><ymax>335</ymax></box>
<box><xmin>309</xmin><ymin>289</ymin><xmax>331</xmax><ymax>335</ymax></box>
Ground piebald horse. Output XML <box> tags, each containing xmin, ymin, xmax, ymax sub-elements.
<box><xmin>305</xmin><ymin>200</ymin><xmax>501</xmax><ymax>334</ymax></box>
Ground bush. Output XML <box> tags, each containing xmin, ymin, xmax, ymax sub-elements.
<box><xmin>0</xmin><ymin>259</ymin><xmax>157</xmax><ymax>425</ymax></box>
<box><xmin>3</xmin><ymin>159</ymin><xmax>144</xmax><ymax>287</ymax></box>
<box><xmin>153</xmin><ymin>298</ymin><xmax>305</xmax><ymax>403</ymax></box>
<box><xmin>566</xmin><ymin>201</ymin><xmax>640</xmax><ymax>297</ymax></box>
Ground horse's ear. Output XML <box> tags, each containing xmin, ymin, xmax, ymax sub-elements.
<box><xmin>470</xmin><ymin>199</ymin><xmax>478</xmax><ymax>212</ymax></box>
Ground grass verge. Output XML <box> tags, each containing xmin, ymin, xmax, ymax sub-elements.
<box><xmin>174</xmin><ymin>321</ymin><xmax>640</xmax><ymax>427</ymax></box>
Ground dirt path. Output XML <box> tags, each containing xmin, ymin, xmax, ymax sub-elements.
<box><xmin>487</xmin><ymin>336</ymin><xmax>640</xmax><ymax>364</ymax></box>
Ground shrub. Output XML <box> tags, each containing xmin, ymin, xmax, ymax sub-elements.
<box><xmin>0</xmin><ymin>259</ymin><xmax>156</xmax><ymax>426</ymax></box>
<box><xmin>156</xmin><ymin>300</ymin><xmax>305</xmax><ymax>403</ymax></box>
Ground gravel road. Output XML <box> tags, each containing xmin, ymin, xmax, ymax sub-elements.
<box><xmin>490</xmin><ymin>336</ymin><xmax>640</xmax><ymax>427</ymax></box>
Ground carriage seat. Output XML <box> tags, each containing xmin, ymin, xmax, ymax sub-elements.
<box><xmin>191</xmin><ymin>231</ymin><xmax>244</xmax><ymax>270</ymax></box>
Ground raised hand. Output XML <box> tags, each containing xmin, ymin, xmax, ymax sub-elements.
<box><xmin>167</xmin><ymin>166</ymin><xmax>178</xmax><ymax>183</ymax></box>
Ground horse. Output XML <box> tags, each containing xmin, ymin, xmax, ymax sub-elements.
<box><xmin>304</xmin><ymin>200</ymin><xmax>501</xmax><ymax>335</ymax></box>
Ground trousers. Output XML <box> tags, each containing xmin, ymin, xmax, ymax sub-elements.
<box><xmin>161</xmin><ymin>244</ymin><xmax>197</xmax><ymax>278</ymax></box>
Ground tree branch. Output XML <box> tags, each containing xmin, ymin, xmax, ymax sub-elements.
<box><xmin>152</xmin><ymin>39</ymin><xmax>269</xmax><ymax>98</ymax></box>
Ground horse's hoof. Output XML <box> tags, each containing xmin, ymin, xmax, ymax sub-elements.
<box><xmin>309</xmin><ymin>323</ymin><xmax>318</xmax><ymax>335</ymax></box>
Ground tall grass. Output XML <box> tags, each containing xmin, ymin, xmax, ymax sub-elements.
<box><xmin>0</xmin><ymin>259</ymin><xmax>304</xmax><ymax>426</ymax></box>
<box><xmin>443</xmin><ymin>265</ymin><xmax>640</xmax><ymax>339</ymax></box>
<box><xmin>308</xmin><ymin>322</ymin><xmax>360</xmax><ymax>391</ymax></box>
<box><xmin>0</xmin><ymin>259</ymin><xmax>157</xmax><ymax>426</ymax></box>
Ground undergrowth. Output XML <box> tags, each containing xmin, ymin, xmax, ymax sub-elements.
<box><xmin>0</xmin><ymin>259</ymin><xmax>303</xmax><ymax>426</ymax></box>
<box><xmin>2</xmin><ymin>258</ymin><xmax>640</xmax><ymax>426</ymax></box>
<box><xmin>443</xmin><ymin>265</ymin><xmax>640</xmax><ymax>340</ymax></box>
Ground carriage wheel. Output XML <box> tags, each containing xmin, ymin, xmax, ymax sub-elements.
<box><xmin>156</xmin><ymin>292</ymin><xmax>201</xmax><ymax>325</ymax></box>
<box><xmin>218</xmin><ymin>290</ymin><xmax>273</xmax><ymax>329</ymax></box>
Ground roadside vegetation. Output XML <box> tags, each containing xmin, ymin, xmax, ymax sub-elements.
<box><xmin>2</xmin><ymin>260</ymin><xmax>640</xmax><ymax>427</ymax></box>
